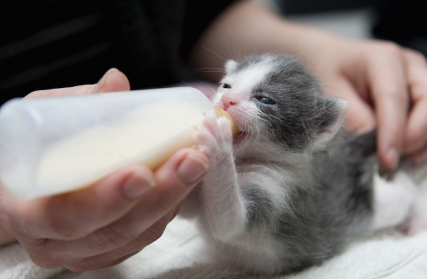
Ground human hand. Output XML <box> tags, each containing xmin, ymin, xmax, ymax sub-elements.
<box><xmin>0</xmin><ymin>149</ymin><xmax>208</xmax><ymax>271</ymax></box>
<box><xmin>306</xmin><ymin>38</ymin><xmax>427</xmax><ymax>169</ymax></box>
<box><xmin>0</xmin><ymin>69</ymin><xmax>209</xmax><ymax>271</ymax></box>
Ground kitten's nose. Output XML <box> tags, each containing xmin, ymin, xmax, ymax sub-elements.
<box><xmin>222</xmin><ymin>95</ymin><xmax>237</xmax><ymax>109</ymax></box>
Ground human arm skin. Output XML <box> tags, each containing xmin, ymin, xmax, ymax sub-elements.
<box><xmin>188</xmin><ymin>0</ymin><xmax>427</xmax><ymax>170</ymax></box>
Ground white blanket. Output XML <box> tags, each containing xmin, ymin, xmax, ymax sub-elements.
<box><xmin>2</xmin><ymin>164</ymin><xmax>427</xmax><ymax>279</ymax></box>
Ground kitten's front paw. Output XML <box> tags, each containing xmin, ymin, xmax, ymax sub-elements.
<box><xmin>398</xmin><ymin>215</ymin><xmax>427</xmax><ymax>236</ymax></box>
<box><xmin>194</xmin><ymin>113</ymin><xmax>233</xmax><ymax>162</ymax></box>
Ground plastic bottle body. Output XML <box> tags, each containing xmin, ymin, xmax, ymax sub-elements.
<box><xmin>0</xmin><ymin>87</ymin><xmax>219</xmax><ymax>198</ymax></box>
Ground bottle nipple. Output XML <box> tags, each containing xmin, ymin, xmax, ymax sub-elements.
<box><xmin>214</xmin><ymin>107</ymin><xmax>239</xmax><ymax>136</ymax></box>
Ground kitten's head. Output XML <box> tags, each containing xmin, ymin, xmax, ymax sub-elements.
<box><xmin>213</xmin><ymin>54</ymin><xmax>347</xmax><ymax>153</ymax></box>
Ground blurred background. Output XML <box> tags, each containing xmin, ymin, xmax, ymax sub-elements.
<box><xmin>262</xmin><ymin>0</ymin><xmax>427</xmax><ymax>56</ymax></box>
<box><xmin>1</xmin><ymin>0</ymin><xmax>425</xmax><ymax>105</ymax></box>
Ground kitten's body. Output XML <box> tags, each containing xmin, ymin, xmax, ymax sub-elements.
<box><xmin>180</xmin><ymin>54</ymin><xmax>420</xmax><ymax>275</ymax></box>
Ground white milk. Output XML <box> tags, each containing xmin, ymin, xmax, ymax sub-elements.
<box><xmin>36</xmin><ymin>103</ymin><xmax>205</xmax><ymax>196</ymax></box>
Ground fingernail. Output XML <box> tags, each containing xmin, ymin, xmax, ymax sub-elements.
<box><xmin>122</xmin><ymin>171</ymin><xmax>155</xmax><ymax>200</ymax></box>
<box><xmin>177</xmin><ymin>153</ymin><xmax>209</xmax><ymax>185</ymax></box>
<box><xmin>387</xmin><ymin>148</ymin><xmax>399</xmax><ymax>169</ymax></box>
<box><xmin>92</xmin><ymin>68</ymin><xmax>117</xmax><ymax>93</ymax></box>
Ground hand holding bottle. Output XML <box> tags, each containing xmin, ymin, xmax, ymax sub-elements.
<box><xmin>0</xmin><ymin>69</ymin><xmax>209</xmax><ymax>271</ymax></box>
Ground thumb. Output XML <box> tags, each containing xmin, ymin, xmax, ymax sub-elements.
<box><xmin>149</xmin><ymin>149</ymin><xmax>209</xmax><ymax>213</ymax></box>
<box><xmin>92</xmin><ymin>68</ymin><xmax>131</xmax><ymax>93</ymax></box>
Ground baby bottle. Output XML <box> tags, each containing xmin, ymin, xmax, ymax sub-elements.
<box><xmin>0</xmin><ymin>87</ymin><xmax>237</xmax><ymax>198</ymax></box>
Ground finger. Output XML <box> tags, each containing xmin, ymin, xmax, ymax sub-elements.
<box><xmin>402</xmin><ymin>49</ymin><xmax>427</xmax><ymax>155</ymax></box>
<box><xmin>367</xmin><ymin>46</ymin><xmax>409</xmax><ymax>169</ymax></box>
<box><xmin>24</xmin><ymin>69</ymin><xmax>130</xmax><ymax>99</ymax></box>
<box><xmin>325</xmin><ymin>78</ymin><xmax>376</xmax><ymax>134</ymax></box>
<box><xmin>74</xmin><ymin>212</ymin><xmax>174</xmax><ymax>272</ymax></box>
<box><xmin>91</xmin><ymin>68</ymin><xmax>131</xmax><ymax>93</ymax></box>
<box><xmin>13</xmin><ymin>165</ymin><xmax>155</xmax><ymax>241</ymax></box>
<box><xmin>93</xmin><ymin>148</ymin><xmax>208</xmax><ymax>245</ymax></box>
<box><xmin>30</xmin><ymin>211</ymin><xmax>174</xmax><ymax>270</ymax></box>
<box><xmin>37</xmin><ymin>149</ymin><xmax>209</xmax><ymax>258</ymax></box>
<box><xmin>63</xmin><ymin>250</ymin><xmax>140</xmax><ymax>272</ymax></box>
<box><xmin>411</xmin><ymin>143</ymin><xmax>427</xmax><ymax>165</ymax></box>
<box><xmin>405</xmin><ymin>98</ymin><xmax>427</xmax><ymax>154</ymax></box>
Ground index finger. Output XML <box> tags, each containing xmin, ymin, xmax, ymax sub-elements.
<box><xmin>402</xmin><ymin>49</ymin><xmax>427</xmax><ymax>155</ymax></box>
<box><xmin>367</xmin><ymin>45</ymin><xmax>409</xmax><ymax>169</ymax></box>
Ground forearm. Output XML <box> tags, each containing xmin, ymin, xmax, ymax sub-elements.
<box><xmin>188</xmin><ymin>0</ymin><xmax>347</xmax><ymax>82</ymax></box>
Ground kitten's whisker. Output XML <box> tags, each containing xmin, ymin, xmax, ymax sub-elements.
<box><xmin>196</xmin><ymin>68</ymin><xmax>226</xmax><ymax>74</ymax></box>
<box><xmin>228</xmin><ymin>28</ymin><xmax>240</xmax><ymax>62</ymax></box>
<box><xmin>202</xmin><ymin>46</ymin><xmax>227</xmax><ymax>63</ymax></box>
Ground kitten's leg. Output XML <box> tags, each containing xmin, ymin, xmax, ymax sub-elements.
<box><xmin>393</xmin><ymin>162</ymin><xmax>427</xmax><ymax>235</ymax></box>
<box><xmin>397</xmin><ymin>174</ymin><xmax>427</xmax><ymax>235</ymax></box>
<box><xmin>178</xmin><ymin>184</ymin><xmax>202</xmax><ymax>219</ymax></box>
<box><xmin>194</xmin><ymin>114</ymin><xmax>247</xmax><ymax>241</ymax></box>
<box><xmin>401</xmin><ymin>199</ymin><xmax>427</xmax><ymax>235</ymax></box>
<box><xmin>372</xmin><ymin>171</ymin><xmax>418</xmax><ymax>231</ymax></box>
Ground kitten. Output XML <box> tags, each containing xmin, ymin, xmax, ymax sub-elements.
<box><xmin>179</xmin><ymin>53</ymin><xmax>421</xmax><ymax>275</ymax></box>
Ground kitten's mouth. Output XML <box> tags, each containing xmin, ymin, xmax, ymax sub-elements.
<box><xmin>221</xmin><ymin>108</ymin><xmax>247</xmax><ymax>144</ymax></box>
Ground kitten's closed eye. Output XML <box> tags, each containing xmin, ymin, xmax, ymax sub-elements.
<box><xmin>222</xmin><ymin>83</ymin><xmax>232</xmax><ymax>89</ymax></box>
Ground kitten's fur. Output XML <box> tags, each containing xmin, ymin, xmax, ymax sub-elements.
<box><xmin>180</xmin><ymin>54</ymin><xmax>420</xmax><ymax>275</ymax></box>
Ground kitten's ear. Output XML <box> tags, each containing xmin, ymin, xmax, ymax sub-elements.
<box><xmin>313</xmin><ymin>98</ymin><xmax>348</xmax><ymax>149</ymax></box>
<box><xmin>225</xmin><ymin>60</ymin><xmax>238</xmax><ymax>75</ymax></box>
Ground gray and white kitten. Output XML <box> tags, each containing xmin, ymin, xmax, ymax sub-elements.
<box><xmin>180</xmin><ymin>53</ymin><xmax>422</xmax><ymax>275</ymax></box>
